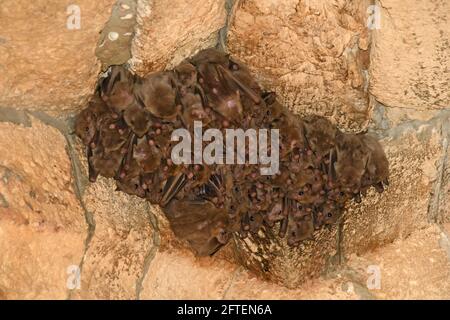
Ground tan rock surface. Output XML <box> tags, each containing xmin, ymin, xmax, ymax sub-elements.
<box><xmin>139</xmin><ymin>224</ymin><xmax>450</xmax><ymax>300</ymax></box>
<box><xmin>95</xmin><ymin>0</ymin><xmax>137</xmax><ymax>67</ymax></box>
<box><xmin>232</xmin><ymin>225</ymin><xmax>338</xmax><ymax>288</ymax></box>
<box><xmin>0</xmin><ymin>0</ymin><xmax>115</xmax><ymax>112</ymax></box>
<box><xmin>0</xmin><ymin>119</ymin><xmax>86</xmax><ymax>299</ymax></box>
<box><xmin>67</xmin><ymin>143</ymin><xmax>157</xmax><ymax>299</ymax></box>
<box><xmin>343</xmin><ymin>121</ymin><xmax>445</xmax><ymax>255</ymax></box>
<box><xmin>369</xmin><ymin>0</ymin><xmax>450</xmax><ymax>113</ymax></box>
<box><xmin>130</xmin><ymin>0</ymin><xmax>227</xmax><ymax>75</ymax></box>
<box><xmin>139</xmin><ymin>250</ymin><xmax>239</xmax><ymax>299</ymax></box>
<box><xmin>227</xmin><ymin>0</ymin><xmax>373</xmax><ymax>131</ymax></box>
<box><xmin>346</xmin><ymin>225</ymin><xmax>450</xmax><ymax>299</ymax></box>
<box><xmin>437</xmin><ymin>123</ymin><xmax>450</xmax><ymax>224</ymax></box>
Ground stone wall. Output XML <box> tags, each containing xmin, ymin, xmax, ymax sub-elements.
<box><xmin>0</xmin><ymin>0</ymin><xmax>449</xmax><ymax>299</ymax></box>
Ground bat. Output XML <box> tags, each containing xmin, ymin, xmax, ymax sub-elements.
<box><xmin>100</xmin><ymin>65</ymin><xmax>135</xmax><ymax>113</ymax></box>
<box><xmin>74</xmin><ymin>48</ymin><xmax>389</xmax><ymax>257</ymax></box>
<box><xmin>134</xmin><ymin>71</ymin><xmax>180</xmax><ymax>120</ymax></box>
<box><xmin>303</xmin><ymin>115</ymin><xmax>337</xmax><ymax>160</ymax></box>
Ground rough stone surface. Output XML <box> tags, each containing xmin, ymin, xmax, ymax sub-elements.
<box><xmin>232</xmin><ymin>225</ymin><xmax>338</xmax><ymax>288</ymax></box>
<box><xmin>68</xmin><ymin>145</ymin><xmax>157</xmax><ymax>300</ymax></box>
<box><xmin>437</xmin><ymin>122</ymin><xmax>450</xmax><ymax>224</ymax></box>
<box><xmin>139</xmin><ymin>225</ymin><xmax>450</xmax><ymax>299</ymax></box>
<box><xmin>227</xmin><ymin>0</ymin><xmax>373</xmax><ymax>131</ymax></box>
<box><xmin>0</xmin><ymin>119</ymin><xmax>86</xmax><ymax>299</ymax></box>
<box><xmin>139</xmin><ymin>250</ymin><xmax>238</xmax><ymax>299</ymax></box>
<box><xmin>95</xmin><ymin>0</ymin><xmax>137</xmax><ymax>67</ymax></box>
<box><xmin>130</xmin><ymin>0</ymin><xmax>227</xmax><ymax>75</ymax></box>
<box><xmin>347</xmin><ymin>225</ymin><xmax>450</xmax><ymax>299</ymax></box>
<box><xmin>342</xmin><ymin>119</ymin><xmax>446</xmax><ymax>255</ymax></box>
<box><xmin>369</xmin><ymin>0</ymin><xmax>450</xmax><ymax>114</ymax></box>
<box><xmin>1</xmin><ymin>0</ymin><xmax>449</xmax><ymax>300</ymax></box>
<box><xmin>0</xmin><ymin>0</ymin><xmax>115</xmax><ymax>112</ymax></box>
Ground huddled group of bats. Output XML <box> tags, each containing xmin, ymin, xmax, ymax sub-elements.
<box><xmin>75</xmin><ymin>49</ymin><xmax>389</xmax><ymax>256</ymax></box>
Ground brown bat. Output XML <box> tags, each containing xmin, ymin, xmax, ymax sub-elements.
<box><xmin>74</xmin><ymin>48</ymin><xmax>390</xmax><ymax>256</ymax></box>
<box><xmin>196</xmin><ymin>62</ymin><xmax>244</xmax><ymax>122</ymax></box>
<box><xmin>189</xmin><ymin>48</ymin><xmax>230</xmax><ymax>66</ymax></box>
<box><xmin>123</xmin><ymin>101</ymin><xmax>152</xmax><ymax>137</ymax></box>
<box><xmin>287</xmin><ymin>214</ymin><xmax>314</xmax><ymax>246</ymax></box>
<box><xmin>90</xmin><ymin>146</ymin><xmax>124</xmax><ymax>179</ymax></box>
<box><xmin>100</xmin><ymin>65</ymin><xmax>135</xmax><ymax>113</ymax></box>
<box><xmin>133</xmin><ymin>137</ymin><xmax>161</xmax><ymax>173</ymax></box>
<box><xmin>163</xmin><ymin>198</ymin><xmax>230</xmax><ymax>256</ymax></box>
<box><xmin>314</xmin><ymin>201</ymin><xmax>342</xmax><ymax>228</ymax></box>
<box><xmin>134</xmin><ymin>71</ymin><xmax>180</xmax><ymax>120</ymax></box>
<box><xmin>96</xmin><ymin>113</ymin><xmax>129</xmax><ymax>153</ymax></box>
<box><xmin>180</xmin><ymin>92</ymin><xmax>211</xmax><ymax>129</ymax></box>
<box><xmin>74</xmin><ymin>96</ymin><xmax>109</xmax><ymax>145</ymax></box>
<box><xmin>174</xmin><ymin>62</ymin><xmax>198</xmax><ymax>94</ymax></box>
<box><xmin>360</xmin><ymin>135</ymin><xmax>389</xmax><ymax>192</ymax></box>
<box><xmin>303</xmin><ymin>115</ymin><xmax>337</xmax><ymax>159</ymax></box>
<box><xmin>334</xmin><ymin>132</ymin><xmax>370</xmax><ymax>192</ymax></box>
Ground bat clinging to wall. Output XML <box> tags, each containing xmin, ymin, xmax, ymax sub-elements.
<box><xmin>75</xmin><ymin>48</ymin><xmax>389</xmax><ymax>257</ymax></box>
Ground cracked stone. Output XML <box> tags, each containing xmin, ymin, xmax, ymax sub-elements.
<box><xmin>227</xmin><ymin>0</ymin><xmax>373</xmax><ymax>132</ymax></box>
<box><xmin>69</xmin><ymin>147</ymin><xmax>157</xmax><ymax>299</ymax></box>
<box><xmin>0</xmin><ymin>118</ymin><xmax>86</xmax><ymax>299</ymax></box>
<box><xmin>130</xmin><ymin>0</ymin><xmax>227</xmax><ymax>75</ymax></box>
<box><xmin>369</xmin><ymin>0</ymin><xmax>450</xmax><ymax>117</ymax></box>
<box><xmin>343</xmin><ymin>119</ymin><xmax>446</xmax><ymax>255</ymax></box>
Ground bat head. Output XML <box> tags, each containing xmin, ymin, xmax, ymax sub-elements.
<box><xmin>123</xmin><ymin>102</ymin><xmax>151</xmax><ymax>137</ymax></box>
<box><xmin>100</xmin><ymin>66</ymin><xmax>135</xmax><ymax>112</ymax></box>
<box><xmin>303</xmin><ymin>115</ymin><xmax>337</xmax><ymax>159</ymax></box>
<box><xmin>334</xmin><ymin>132</ymin><xmax>370</xmax><ymax>191</ymax></box>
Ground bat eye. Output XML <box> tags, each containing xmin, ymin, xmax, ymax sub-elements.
<box><xmin>298</xmin><ymin>191</ymin><xmax>304</xmax><ymax>196</ymax></box>
<box><xmin>327</xmin><ymin>212</ymin><xmax>333</xmax><ymax>218</ymax></box>
<box><xmin>250</xmin><ymin>216</ymin><xmax>255</xmax><ymax>221</ymax></box>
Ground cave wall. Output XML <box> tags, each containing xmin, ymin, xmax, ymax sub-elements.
<box><xmin>0</xmin><ymin>0</ymin><xmax>449</xmax><ymax>299</ymax></box>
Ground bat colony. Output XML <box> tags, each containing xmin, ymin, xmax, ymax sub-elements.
<box><xmin>75</xmin><ymin>49</ymin><xmax>389</xmax><ymax>256</ymax></box>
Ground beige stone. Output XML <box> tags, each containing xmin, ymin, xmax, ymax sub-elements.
<box><xmin>227</xmin><ymin>0</ymin><xmax>373</xmax><ymax>131</ymax></box>
<box><xmin>139</xmin><ymin>250</ymin><xmax>239</xmax><ymax>299</ymax></box>
<box><xmin>346</xmin><ymin>225</ymin><xmax>450</xmax><ymax>299</ymax></box>
<box><xmin>437</xmin><ymin>126</ymin><xmax>450</xmax><ymax>224</ymax></box>
<box><xmin>140</xmin><ymin>225</ymin><xmax>450</xmax><ymax>299</ymax></box>
<box><xmin>0</xmin><ymin>0</ymin><xmax>449</xmax><ymax>300</ymax></box>
<box><xmin>68</xmin><ymin>147</ymin><xmax>157</xmax><ymax>299</ymax></box>
<box><xmin>232</xmin><ymin>226</ymin><xmax>338</xmax><ymax>288</ymax></box>
<box><xmin>342</xmin><ymin>120</ymin><xmax>446</xmax><ymax>255</ymax></box>
<box><xmin>95</xmin><ymin>0</ymin><xmax>137</xmax><ymax>67</ymax></box>
<box><xmin>0</xmin><ymin>119</ymin><xmax>86</xmax><ymax>299</ymax></box>
<box><xmin>0</xmin><ymin>0</ymin><xmax>115</xmax><ymax>112</ymax></box>
<box><xmin>369</xmin><ymin>0</ymin><xmax>450</xmax><ymax>113</ymax></box>
<box><xmin>223</xmin><ymin>269</ymin><xmax>360</xmax><ymax>300</ymax></box>
<box><xmin>130</xmin><ymin>0</ymin><xmax>227</xmax><ymax>75</ymax></box>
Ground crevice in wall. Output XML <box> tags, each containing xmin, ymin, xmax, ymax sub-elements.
<box><xmin>25</xmin><ymin>111</ymin><xmax>96</xmax><ymax>300</ymax></box>
<box><xmin>221</xmin><ymin>266</ymin><xmax>243</xmax><ymax>299</ymax></box>
<box><xmin>96</xmin><ymin>0</ymin><xmax>138</xmax><ymax>69</ymax></box>
<box><xmin>427</xmin><ymin>128</ymin><xmax>448</xmax><ymax>224</ymax></box>
<box><xmin>0</xmin><ymin>108</ymin><xmax>97</xmax><ymax>300</ymax></box>
<box><xmin>135</xmin><ymin>204</ymin><xmax>161</xmax><ymax>299</ymax></box>
<box><xmin>217</xmin><ymin>0</ymin><xmax>237</xmax><ymax>52</ymax></box>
